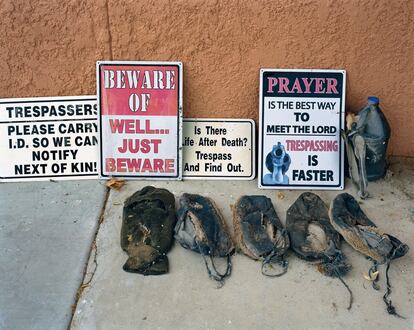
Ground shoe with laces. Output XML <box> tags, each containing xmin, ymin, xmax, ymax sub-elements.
<box><xmin>174</xmin><ymin>193</ymin><xmax>234</xmax><ymax>285</ymax></box>
<box><xmin>233</xmin><ymin>195</ymin><xmax>290</xmax><ymax>277</ymax></box>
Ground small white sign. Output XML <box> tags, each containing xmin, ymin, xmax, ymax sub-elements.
<box><xmin>0</xmin><ymin>96</ymin><xmax>98</xmax><ymax>182</ymax></box>
<box><xmin>259</xmin><ymin>69</ymin><xmax>345</xmax><ymax>189</ymax></box>
<box><xmin>183</xmin><ymin>119</ymin><xmax>255</xmax><ymax>179</ymax></box>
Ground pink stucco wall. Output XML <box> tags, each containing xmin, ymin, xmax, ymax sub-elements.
<box><xmin>1</xmin><ymin>0</ymin><xmax>412</xmax><ymax>155</ymax></box>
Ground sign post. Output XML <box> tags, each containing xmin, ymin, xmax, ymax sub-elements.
<box><xmin>97</xmin><ymin>61</ymin><xmax>183</xmax><ymax>180</ymax></box>
<box><xmin>259</xmin><ymin>69</ymin><xmax>345</xmax><ymax>189</ymax></box>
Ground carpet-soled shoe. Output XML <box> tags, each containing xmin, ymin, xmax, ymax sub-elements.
<box><xmin>233</xmin><ymin>195</ymin><xmax>289</xmax><ymax>277</ymax></box>
<box><xmin>330</xmin><ymin>193</ymin><xmax>409</xmax><ymax>317</ymax></box>
<box><xmin>329</xmin><ymin>193</ymin><xmax>408</xmax><ymax>263</ymax></box>
<box><xmin>121</xmin><ymin>186</ymin><xmax>176</xmax><ymax>275</ymax></box>
<box><xmin>286</xmin><ymin>192</ymin><xmax>352</xmax><ymax>309</ymax></box>
<box><xmin>175</xmin><ymin>193</ymin><xmax>234</xmax><ymax>285</ymax></box>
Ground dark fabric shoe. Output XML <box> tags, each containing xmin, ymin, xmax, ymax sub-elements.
<box><xmin>329</xmin><ymin>193</ymin><xmax>408</xmax><ymax>263</ymax></box>
<box><xmin>286</xmin><ymin>192</ymin><xmax>349</xmax><ymax>273</ymax></box>
<box><xmin>233</xmin><ymin>195</ymin><xmax>289</xmax><ymax>277</ymax></box>
<box><xmin>330</xmin><ymin>192</ymin><xmax>409</xmax><ymax>317</ymax></box>
<box><xmin>175</xmin><ymin>193</ymin><xmax>234</xmax><ymax>284</ymax></box>
<box><xmin>121</xmin><ymin>186</ymin><xmax>176</xmax><ymax>275</ymax></box>
<box><xmin>286</xmin><ymin>192</ymin><xmax>352</xmax><ymax>309</ymax></box>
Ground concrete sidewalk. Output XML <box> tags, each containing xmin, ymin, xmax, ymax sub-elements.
<box><xmin>70</xmin><ymin>159</ymin><xmax>414</xmax><ymax>330</ymax></box>
<box><xmin>0</xmin><ymin>181</ymin><xmax>107</xmax><ymax>330</ymax></box>
<box><xmin>0</xmin><ymin>159</ymin><xmax>412</xmax><ymax>330</ymax></box>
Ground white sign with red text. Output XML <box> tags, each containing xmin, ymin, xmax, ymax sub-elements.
<box><xmin>259</xmin><ymin>69</ymin><xmax>345</xmax><ymax>190</ymax></box>
<box><xmin>97</xmin><ymin>61</ymin><xmax>183</xmax><ymax>179</ymax></box>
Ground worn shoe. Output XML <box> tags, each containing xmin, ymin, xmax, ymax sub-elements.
<box><xmin>286</xmin><ymin>192</ymin><xmax>352</xmax><ymax>309</ymax></box>
<box><xmin>233</xmin><ymin>195</ymin><xmax>289</xmax><ymax>277</ymax></box>
<box><xmin>329</xmin><ymin>193</ymin><xmax>408</xmax><ymax>263</ymax></box>
<box><xmin>330</xmin><ymin>193</ymin><xmax>409</xmax><ymax>317</ymax></box>
<box><xmin>121</xmin><ymin>186</ymin><xmax>176</xmax><ymax>275</ymax></box>
<box><xmin>175</xmin><ymin>193</ymin><xmax>234</xmax><ymax>284</ymax></box>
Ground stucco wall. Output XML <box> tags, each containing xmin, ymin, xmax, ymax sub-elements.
<box><xmin>1</xmin><ymin>0</ymin><xmax>413</xmax><ymax>156</ymax></box>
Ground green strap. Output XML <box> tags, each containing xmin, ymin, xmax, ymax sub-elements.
<box><xmin>199</xmin><ymin>247</ymin><xmax>232</xmax><ymax>287</ymax></box>
<box><xmin>341</xmin><ymin>129</ymin><xmax>369</xmax><ymax>199</ymax></box>
<box><xmin>261</xmin><ymin>254</ymin><xmax>288</xmax><ymax>277</ymax></box>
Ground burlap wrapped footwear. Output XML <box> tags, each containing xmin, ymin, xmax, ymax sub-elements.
<box><xmin>121</xmin><ymin>186</ymin><xmax>176</xmax><ymax>275</ymax></box>
<box><xmin>286</xmin><ymin>192</ymin><xmax>352</xmax><ymax>309</ymax></box>
<box><xmin>175</xmin><ymin>193</ymin><xmax>234</xmax><ymax>285</ymax></box>
<box><xmin>330</xmin><ymin>193</ymin><xmax>409</xmax><ymax>317</ymax></box>
<box><xmin>329</xmin><ymin>193</ymin><xmax>408</xmax><ymax>263</ymax></box>
<box><xmin>233</xmin><ymin>195</ymin><xmax>289</xmax><ymax>277</ymax></box>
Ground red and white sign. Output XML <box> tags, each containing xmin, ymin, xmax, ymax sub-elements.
<box><xmin>97</xmin><ymin>61</ymin><xmax>183</xmax><ymax>179</ymax></box>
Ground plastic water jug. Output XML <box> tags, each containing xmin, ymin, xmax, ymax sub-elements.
<box><xmin>354</xmin><ymin>96</ymin><xmax>391</xmax><ymax>181</ymax></box>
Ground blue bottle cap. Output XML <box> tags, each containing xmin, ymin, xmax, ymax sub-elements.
<box><xmin>368</xmin><ymin>96</ymin><xmax>379</xmax><ymax>105</ymax></box>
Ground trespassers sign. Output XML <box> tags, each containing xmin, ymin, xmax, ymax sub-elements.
<box><xmin>97</xmin><ymin>61</ymin><xmax>183</xmax><ymax>180</ymax></box>
<box><xmin>259</xmin><ymin>69</ymin><xmax>345</xmax><ymax>190</ymax></box>
<box><xmin>0</xmin><ymin>96</ymin><xmax>98</xmax><ymax>182</ymax></box>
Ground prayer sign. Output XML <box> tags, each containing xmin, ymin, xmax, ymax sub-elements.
<box><xmin>0</xmin><ymin>96</ymin><xmax>98</xmax><ymax>182</ymax></box>
<box><xmin>183</xmin><ymin>119</ymin><xmax>255</xmax><ymax>179</ymax></box>
<box><xmin>97</xmin><ymin>61</ymin><xmax>183</xmax><ymax>180</ymax></box>
<box><xmin>259</xmin><ymin>69</ymin><xmax>345</xmax><ymax>189</ymax></box>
